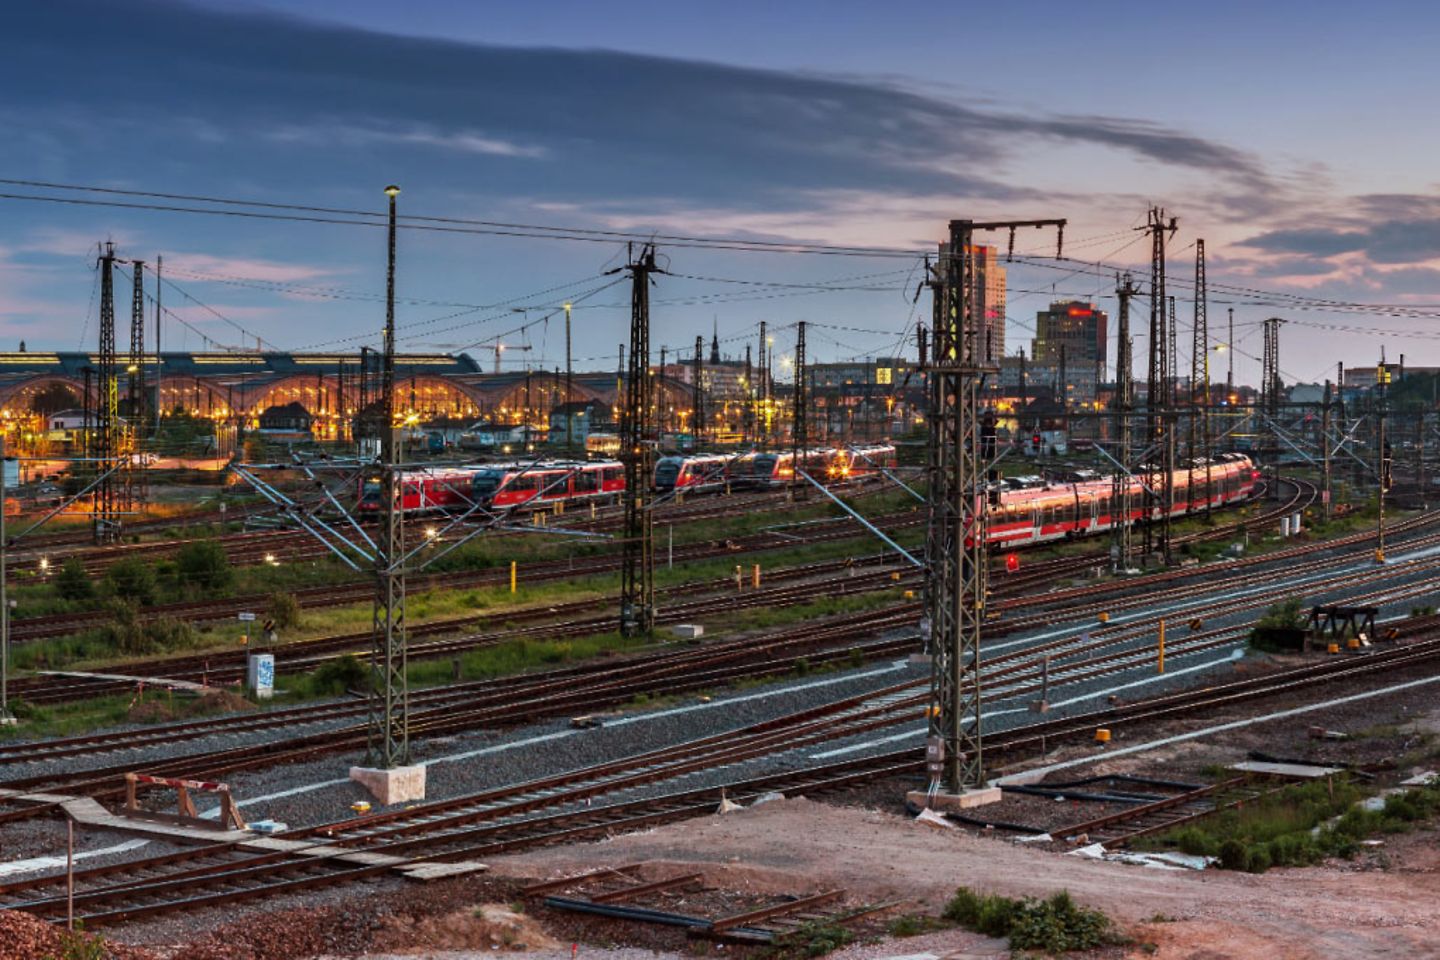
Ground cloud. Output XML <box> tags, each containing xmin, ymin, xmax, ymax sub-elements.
<box><xmin>3</xmin><ymin>1</ymin><xmax>1274</xmax><ymax>217</ymax></box>
<box><xmin>267</xmin><ymin>123</ymin><xmax>548</xmax><ymax>159</ymax></box>
<box><xmin>1236</xmin><ymin>190</ymin><xmax>1440</xmax><ymax>269</ymax></box>
<box><xmin>157</xmin><ymin>252</ymin><xmax>337</xmax><ymax>284</ymax></box>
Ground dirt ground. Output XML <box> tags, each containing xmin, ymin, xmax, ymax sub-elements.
<box><xmin>482</xmin><ymin>795</ymin><xmax>1440</xmax><ymax>960</ymax></box>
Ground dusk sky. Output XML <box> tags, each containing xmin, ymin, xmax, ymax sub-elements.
<box><xmin>5</xmin><ymin>0</ymin><xmax>1440</xmax><ymax>386</ymax></box>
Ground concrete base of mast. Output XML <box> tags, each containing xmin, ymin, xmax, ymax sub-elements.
<box><xmin>907</xmin><ymin>786</ymin><xmax>1003</xmax><ymax>812</ymax></box>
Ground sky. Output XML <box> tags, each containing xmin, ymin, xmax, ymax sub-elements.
<box><xmin>4</xmin><ymin>0</ymin><xmax>1440</xmax><ymax>386</ymax></box>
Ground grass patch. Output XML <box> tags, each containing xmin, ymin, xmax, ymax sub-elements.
<box><xmin>1136</xmin><ymin>777</ymin><xmax>1440</xmax><ymax>872</ymax></box>
<box><xmin>767</xmin><ymin>920</ymin><xmax>854</xmax><ymax>959</ymax></box>
<box><xmin>943</xmin><ymin>887</ymin><xmax>1118</xmax><ymax>954</ymax></box>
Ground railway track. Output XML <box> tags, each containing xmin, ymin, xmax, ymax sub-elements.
<box><xmin>8</xmin><ymin>624</ymin><xmax>1440</xmax><ymax>926</ymax></box>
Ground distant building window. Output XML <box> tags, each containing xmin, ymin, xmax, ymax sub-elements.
<box><xmin>876</xmin><ymin>367</ymin><xmax>893</xmax><ymax>385</ymax></box>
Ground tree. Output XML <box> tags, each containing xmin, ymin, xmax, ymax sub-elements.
<box><xmin>104</xmin><ymin>556</ymin><xmax>157</xmax><ymax>607</ymax></box>
<box><xmin>55</xmin><ymin>557</ymin><xmax>94</xmax><ymax>602</ymax></box>
<box><xmin>172</xmin><ymin>540</ymin><xmax>233</xmax><ymax>597</ymax></box>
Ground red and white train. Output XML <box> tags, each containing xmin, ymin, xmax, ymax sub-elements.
<box><xmin>358</xmin><ymin>460</ymin><xmax>625</xmax><ymax>514</ymax></box>
<box><xmin>747</xmin><ymin>444</ymin><xmax>899</xmax><ymax>488</ymax></box>
<box><xmin>984</xmin><ymin>453</ymin><xmax>1260</xmax><ymax>548</ymax></box>
<box><xmin>358</xmin><ymin>467</ymin><xmax>482</xmax><ymax>514</ymax></box>
<box><xmin>470</xmin><ymin>460</ymin><xmax>625</xmax><ymax>510</ymax></box>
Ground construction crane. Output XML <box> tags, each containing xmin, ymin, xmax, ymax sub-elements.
<box><xmin>483</xmin><ymin>343</ymin><xmax>532</xmax><ymax>374</ymax></box>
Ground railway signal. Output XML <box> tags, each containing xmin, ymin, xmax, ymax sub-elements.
<box><xmin>1004</xmin><ymin>553</ymin><xmax>1020</xmax><ymax>574</ymax></box>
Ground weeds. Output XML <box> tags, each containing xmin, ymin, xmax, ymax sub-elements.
<box><xmin>1138</xmin><ymin>778</ymin><xmax>1440</xmax><ymax>872</ymax></box>
<box><xmin>943</xmin><ymin>887</ymin><xmax>1116</xmax><ymax>954</ymax></box>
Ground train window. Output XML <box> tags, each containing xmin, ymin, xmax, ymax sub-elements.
<box><xmin>575</xmin><ymin>469</ymin><xmax>600</xmax><ymax>493</ymax></box>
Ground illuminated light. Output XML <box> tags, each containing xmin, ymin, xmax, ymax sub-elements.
<box><xmin>384</xmin><ymin>184</ymin><xmax>401</xmax><ymax>197</ymax></box>
<box><xmin>424</xmin><ymin>525</ymin><xmax>438</xmax><ymax>540</ymax></box>
<box><xmin>38</xmin><ymin>557</ymin><xmax>49</xmax><ymax>572</ymax></box>
<box><xmin>264</xmin><ymin>553</ymin><xmax>278</xmax><ymax>565</ymax></box>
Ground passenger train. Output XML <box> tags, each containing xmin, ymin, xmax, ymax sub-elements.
<box><xmin>982</xmin><ymin>452</ymin><xmax>1260</xmax><ymax>548</ymax></box>
<box><xmin>358</xmin><ymin>448</ymin><xmax>1261</xmax><ymax>550</ymax></box>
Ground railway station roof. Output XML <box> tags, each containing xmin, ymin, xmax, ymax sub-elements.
<box><xmin>0</xmin><ymin>351</ymin><xmax>483</xmax><ymax>377</ymax></box>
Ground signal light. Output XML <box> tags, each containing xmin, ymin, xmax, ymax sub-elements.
<box><xmin>1004</xmin><ymin>553</ymin><xmax>1020</xmax><ymax>574</ymax></box>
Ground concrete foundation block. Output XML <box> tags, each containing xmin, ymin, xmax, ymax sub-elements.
<box><xmin>350</xmin><ymin>764</ymin><xmax>427</xmax><ymax>805</ymax></box>
<box><xmin>907</xmin><ymin>786</ymin><xmax>1003</xmax><ymax>812</ymax></box>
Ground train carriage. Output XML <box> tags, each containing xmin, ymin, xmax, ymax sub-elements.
<box><xmin>357</xmin><ymin>466</ymin><xmax>480</xmax><ymax>514</ymax></box>
<box><xmin>983</xmin><ymin>453</ymin><xmax>1260</xmax><ymax>548</ymax></box>
<box><xmin>472</xmin><ymin>459</ymin><xmax>625</xmax><ymax>511</ymax></box>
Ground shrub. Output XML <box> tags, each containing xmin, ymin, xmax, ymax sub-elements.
<box><xmin>104</xmin><ymin>556</ymin><xmax>157</xmax><ymax>607</ymax></box>
<box><xmin>1008</xmin><ymin>891</ymin><xmax>1112</xmax><ymax>954</ymax></box>
<box><xmin>266</xmin><ymin>592</ymin><xmax>302</xmax><ymax>631</ymax></box>
<box><xmin>775</xmin><ymin>921</ymin><xmax>853</xmax><ymax>958</ymax></box>
<box><xmin>1218</xmin><ymin>838</ymin><xmax>1248</xmax><ymax>871</ymax></box>
<box><xmin>308</xmin><ymin>654</ymin><xmax>368</xmax><ymax>696</ymax></box>
<box><xmin>172</xmin><ymin>540</ymin><xmax>233</xmax><ymax>596</ymax></box>
<box><xmin>945</xmin><ymin>887</ymin><xmax>1113</xmax><ymax>955</ymax></box>
<box><xmin>54</xmin><ymin>557</ymin><xmax>94</xmax><ymax>601</ymax></box>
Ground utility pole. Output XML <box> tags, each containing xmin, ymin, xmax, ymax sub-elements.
<box><xmin>923</xmin><ymin>217</ymin><xmax>1065</xmax><ymax>799</ymax></box>
<box><xmin>1377</xmin><ymin>358</ymin><xmax>1392</xmax><ymax>563</ymax></box>
<box><xmin>564</xmin><ymin>302</ymin><xmax>574</xmax><ymax>458</ymax></box>
<box><xmin>154</xmin><ymin>255</ymin><xmax>163</xmax><ymax>439</ymax></box>
<box><xmin>692</xmin><ymin>334</ymin><xmax>705</xmax><ymax>447</ymax></box>
<box><xmin>758</xmin><ymin>321</ymin><xmax>770</xmax><ymax>446</ymax></box>
<box><xmin>791</xmin><ymin>321</ymin><xmax>808</xmax><ymax>500</ymax></box>
<box><xmin>1139</xmin><ymin>208</ymin><xmax>1177</xmax><ymax>563</ymax></box>
<box><xmin>94</xmin><ymin>244</ymin><xmax>120</xmax><ymax>544</ymax></box>
<box><xmin>1262</xmin><ymin>317</ymin><xmax>1285</xmax><ymax>498</ymax></box>
<box><xmin>1226</xmin><ymin>307</ymin><xmax>1235</xmax><ymax>400</ymax></box>
<box><xmin>743</xmin><ymin>345</ymin><xmax>754</xmax><ymax>445</ymax></box>
<box><xmin>368</xmin><ymin>184</ymin><xmax>408</xmax><ymax>769</ymax></box>
<box><xmin>1193</xmin><ymin>240</ymin><xmax>1211</xmax><ymax>513</ymax></box>
<box><xmin>617</xmin><ymin>244</ymin><xmax>659</xmax><ymax>636</ymax></box>
<box><xmin>1322</xmin><ymin>379</ymin><xmax>1334</xmax><ymax>521</ymax></box>
<box><xmin>1112</xmin><ymin>273</ymin><xmax>1140</xmax><ymax>571</ymax></box>
<box><xmin>128</xmin><ymin>260</ymin><xmax>147</xmax><ymax>511</ymax></box>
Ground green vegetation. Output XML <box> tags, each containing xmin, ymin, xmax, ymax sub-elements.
<box><xmin>943</xmin><ymin>887</ymin><xmax>1117</xmax><ymax>955</ymax></box>
<box><xmin>1249</xmin><ymin>596</ymin><xmax>1307</xmax><ymax>652</ymax></box>
<box><xmin>1136</xmin><ymin>778</ymin><xmax>1440</xmax><ymax>873</ymax></box>
<box><xmin>769</xmin><ymin>920</ymin><xmax>854</xmax><ymax>958</ymax></box>
<box><xmin>42</xmin><ymin>923</ymin><xmax>108</xmax><ymax>960</ymax></box>
<box><xmin>169</xmin><ymin>539</ymin><xmax>235</xmax><ymax>596</ymax></box>
<box><xmin>886</xmin><ymin>914</ymin><xmax>947</xmax><ymax>938</ymax></box>
<box><xmin>267</xmin><ymin>591</ymin><xmax>303</xmax><ymax>630</ymax></box>
<box><xmin>94</xmin><ymin>599</ymin><xmax>203</xmax><ymax>656</ymax></box>
<box><xmin>54</xmin><ymin>557</ymin><xmax>93</xmax><ymax>601</ymax></box>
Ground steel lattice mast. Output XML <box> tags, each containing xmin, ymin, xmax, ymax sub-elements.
<box><xmin>925</xmin><ymin>217</ymin><xmax>1064</xmax><ymax>794</ymax></box>
<box><xmin>692</xmin><ymin>334</ymin><xmax>705</xmax><ymax>445</ymax></box>
<box><xmin>1141</xmin><ymin>208</ymin><xmax>1176</xmax><ymax>563</ymax></box>
<box><xmin>127</xmin><ymin>260</ymin><xmax>147</xmax><ymax>511</ymax></box>
<box><xmin>1192</xmin><ymin>240</ymin><xmax>1211</xmax><ymax>513</ymax></box>
<box><xmin>1112</xmin><ymin>273</ymin><xmax>1140</xmax><ymax>571</ymax></box>
<box><xmin>619</xmin><ymin>244</ymin><xmax>658</xmax><ymax>637</ymax></box>
<box><xmin>368</xmin><ymin>184</ymin><xmax>408</xmax><ymax>768</ymax></box>
<box><xmin>791</xmin><ymin>320</ymin><xmax>807</xmax><ymax>499</ymax></box>
<box><xmin>94</xmin><ymin>244</ymin><xmax>120</xmax><ymax>544</ymax></box>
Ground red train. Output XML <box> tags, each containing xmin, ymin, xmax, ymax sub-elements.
<box><xmin>471</xmin><ymin>460</ymin><xmax>624</xmax><ymax>510</ymax></box>
<box><xmin>358</xmin><ymin>467</ymin><xmax>481</xmax><ymax>513</ymax></box>
<box><xmin>748</xmin><ymin>444</ymin><xmax>899</xmax><ymax>487</ymax></box>
<box><xmin>653</xmin><ymin>453</ymin><xmax>753</xmax><ymax>493</ymax></box>
<box><xmin>985</xmin><ymin>453</ymin><xmax>1260</xmax><ymax>548</ymax></box>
